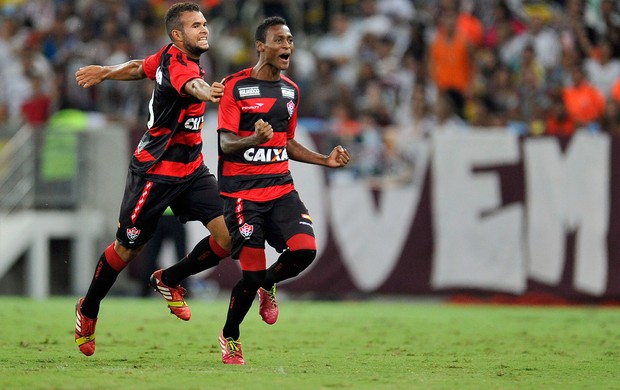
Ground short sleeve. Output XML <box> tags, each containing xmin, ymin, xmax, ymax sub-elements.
<box><xmin>142</xmin><ymin>50</ymin><xmax>161</xmax><ymax>80</ymax></box>
<box><xmin>169</xmin><ymin>52</ymin><xmax>202</xmax><ymax>96</ymax></box>
<box><xmin>217</xmin><ymin>79</ymin><xmax>240</xmax><ymax>135</ymax></box>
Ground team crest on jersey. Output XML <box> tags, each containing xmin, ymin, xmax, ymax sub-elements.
<box><xmin>126</xmin><ymin>227</ymin><xmax>141</xmax><ymax>242</ymax></box>
<box><xmin>239</xmin><ymin>86</ymin><xmax>261</xmax><ymax>97</ymax></box>
<box><xmin>287</xmin><ymin>100</ymin><xmax>295</xmax><ymax>118</ymax></box>
<box><xmin>281</xmin><ymin>87</ymin><xmax>295</xmax><ymax>99</ymax></box>
<box><xmin>239</xmin><ymin>223</ymin><xmax>254</xmax><ymax>239</ymax></box>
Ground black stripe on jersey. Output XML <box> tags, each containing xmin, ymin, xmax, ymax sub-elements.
<box><xmin>219</xmin><ymin>174</ymin><xmax>294</xmax><ymax>194</ymax></box>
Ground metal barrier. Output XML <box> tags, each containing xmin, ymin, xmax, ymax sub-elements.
<box><xmin>0</xmin><ymin>125</ymin><xmax>36</xmax><ymax>212</ymax></box>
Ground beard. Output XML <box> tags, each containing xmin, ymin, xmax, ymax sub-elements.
<box><xmin>183</xmin><ymin>37</ymin><xmax>208</xmax><ymax>58</ymax></box>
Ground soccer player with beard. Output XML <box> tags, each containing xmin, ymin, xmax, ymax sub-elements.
<box><xmin>216</xmin><ymin>16</ymin><xmax>351</xmax><ymax>365</ymax></box>
<box><xmin>73</xmin><ymin>2</ymin><xmax>231</xmax><ymax>356</ymax></box>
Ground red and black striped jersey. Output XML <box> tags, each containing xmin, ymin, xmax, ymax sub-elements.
<box><xmin>130</xmin><ymin>44</ymin><xmax>209</xmax><ymax>184</ymax></box>
<box><xmin>217</xmin><ymin>68</ymin><xmax>299</xmax><ymax>202</ymax></box>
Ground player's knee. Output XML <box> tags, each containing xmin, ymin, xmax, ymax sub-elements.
<box><xmin>290</xmin><ymin>249</ymin><xmax>316</xmax><ymax>275</ymax></box>
<box><xmin>113</xmin><ymin>241</ymin><xmax>144</xmax><ymax>262</ymax></box>
<box><xmin>212</xmin><ymin>232</ymin><xmax>231</xmax><ymax>252</ymax></box>
<box><xmin>242</xmin><ymin>270</ymin><xmax>266</xmax><ymax>291</ymax></box>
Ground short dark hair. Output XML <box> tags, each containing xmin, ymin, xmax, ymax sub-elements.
<box><xmin>255</xmin><ymin>16</ymin><xmax>288</xmax><ymax>43</ymax></box>
<box><xmin>165</xmin><ymin>2</ymin><xmax>200</xmax><ymax>40</ymax></box>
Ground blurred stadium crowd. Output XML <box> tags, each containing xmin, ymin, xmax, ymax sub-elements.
<box><xmin>1</xmin><ymin>0</ymin><xmax>620</xmax><ymax>182</ymax></box>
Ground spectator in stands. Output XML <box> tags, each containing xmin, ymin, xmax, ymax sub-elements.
<box><xmin>558</xmin><ymin>0</ymin><xmax>597</xmax><ymax>58</ymax></box>
<box><xmin>434</xmin><ymin>91</ymin><xmax>467</xmax><ymax>131</ymax></box>
<box><xmin>456</xmin><ymin>0</ymin><xmax>484</xmax><ymax>47</ymax></box>
<box><xmin>584</xmin><ymin>38</ymin><xmax>620</xmax><ymax>99</ymax></box>
<box><xmin>545</xmin><ymin>91</ymin><xmax>576</xmax><ymax>136</ymax></box>
<box><xmin>588</xmin><ymin>0</ymin><xmax>620</xmax><ymax>56</ymax></box>
<box><xmin>523</xmin><ymin>9</ymin><xmax>561</xmax><ymax>72</ymax></box>
<box><xmin>20</xmin><ymin>74</ymin><xmax>52</xmax><ymax>127</ymax></box>
<box><xmin>562</xmin><ymin>63</ymin><xmax>606</xmax><ymax>128</ymax></box>
<box><xmin>428</xmin><ymin>8</ymin><xmax>474</xmax><ymax>119</ymax></box>
<box><xmin>487</xmin><ymin>65</ymin><xmax>520</xmax><ymax>123</ymax></box>
<box><xmin>313</xmin><ymin>13</ymin><xmax>360</xmax><ymax>87</ymax></box>
<box><xmin>397</xmin><ymin>82</ymin><xmax>434</xmax><ymax>140</ymax></box>
<box><xmin>483</xmin><ymin>0</ymin><xmax>526</xmax><ymax>49</ymax></box>
<box><xmin>514</xmin><ymin>45</ymin><xmax>548</xmax><ymax>123</ymax></box>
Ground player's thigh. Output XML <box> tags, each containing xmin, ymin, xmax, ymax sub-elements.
<box><xmin>116</xmin><ymin>172</ymin><xmax>170</xmax><ymax>248</ymax></box>
<box><xmin>171</xmin><ymin>171</ymin><xmax>223</xmax><ymax>225</ymax></box>
<box><xmin>265</xmin><ymin>191</ymin><xmax>315</xmax><ymax>251</ymax></box>
<box><xmin>222</xmin><ymin>197</ymin><xmax>266</xmax><ymax>259</ymax></box>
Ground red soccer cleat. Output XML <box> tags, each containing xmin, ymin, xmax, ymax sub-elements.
<box><xmin>258</xmin><ymin>285</ymin><xmax>279</xmax><ymax>325</ymax></box>
<box><xmin>74</xmin><ymin>297</ymin><xmax>97</xmax><ymax>356</ymax></box>
<box><xmin>219</xmin><ymin>331</ymin><xmax>246</xmax><ymax>365</ymax></box>
<box><xmin>149</xmin><ymin>269</ymin><xmax>191</xmax><ymax>321</ymax></box>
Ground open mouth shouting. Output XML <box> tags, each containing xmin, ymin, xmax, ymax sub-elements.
<box><xmin>279</xmin><ymin>53</ymin><xmax>291</xmax><ymax>65</ymax></box>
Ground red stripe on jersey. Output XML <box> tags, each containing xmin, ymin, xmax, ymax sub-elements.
<box><xmin>146</xmin><ymin>156</ymin><xmax>203</xmax><ymax>177</ymax></box>
<box><xmin>131</xmin><ymin>181</ymin><xmax>153</xmax><ymax>224</ymax></box>
<box><xmin>221</xmin><ymin>184</ymin><xmax>294</xmax><ymax>202</ymax></box>
<box><xmin>222</xmin><ymin>161</ymin><xmax>289</xmax><ymax>176</ymax></box>
<box><xmin>228</xmin><ymin>131</ymin><xmax>287</xmax><ymax>147</ymax></box>
<box><xmin>171</xmin><ymin>131</ymin><xmax>202</xmax><ymax>146</ymax></box>
<box><xmin>149</xmin><ymin>127</ymin><xmax>172</xmax><ymax>137</ymax></box>
<box><xmin>177</xmin><ymin>108</ymin><xmax>186</xmax><ymax>123</ymax></box>
<box><xmin>264</xmin><ymin>132</ymin><xmax>287</xmax><ymax>147</ymax></box>
<box><xmin>134</xmin><ymin>148</ymin><xmax>156</xmax><ymax>163</ymax></box>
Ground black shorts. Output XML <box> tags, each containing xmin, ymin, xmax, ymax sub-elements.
<box><xmin>223</xmin><ymin>190</ymin><xmax>315</xmax><ymax>259</ymax></box>
<box><xmin>116</xmin><ymin>166</ymin><xmax>223</xmax><ymax>248</ymax></box>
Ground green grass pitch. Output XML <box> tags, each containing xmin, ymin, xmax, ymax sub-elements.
<box><xmin>0</xmin><ymin>296</ymin><xmax>619</xmax><ymax>389</ymax></box>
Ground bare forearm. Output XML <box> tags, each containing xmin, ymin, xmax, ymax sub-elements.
<box><xmin>287</xmin><ymin>139</ymin><xmax>329</xmax><ymax>166</ymax></box>
<box><xmin>184</xmin><ymin>78</ymin><xmax>224</xmax><ymax>103</ymax></box>
<box><xmin>101</xmin><ymin>60</ymin><xmax>145</xmax><ymax>81</ymax></box>
<box><xmin>219</xmin><ymin>131</ymin><xmax>264</xmax><ymax>154</ymax></box>
<box><xmin>76</xmin><ymin>60</ymin><xmax>145</xmax><ymax>88</ymax></box>
<box><xmin>185</xmin><ymin>78</ymin><xmax>212</xmax><ymax>101</ymax></box>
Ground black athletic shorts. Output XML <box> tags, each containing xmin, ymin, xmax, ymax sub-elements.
<box><xmin>116</xmin><ymin>165</ymin><xmax>223</xmax><ymax>248</ymax></box>
<box><xmin>223</xmin><ymin>190</ymin><xmax>315</xmax><ymax>259</ymax></box>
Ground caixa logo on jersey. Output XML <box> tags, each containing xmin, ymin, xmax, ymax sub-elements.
<box><xmin>184</xmin><ymin>116</ymin><xmax>204</xmax><ymax>131</ymax></box>
<box><xmin>243</xmin><ymin>147</ymin><xmax>288</xmax><ymax>162</ymax></box>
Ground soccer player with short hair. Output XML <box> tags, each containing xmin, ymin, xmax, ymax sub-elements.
<box><xmin>73</xmin><ymin>2</ymin><xmax>231</xmax><ymax>356</ymax></box>
<box><xmin>216</xmin><ymin>16</ymin><xmax>350</xmax><ymax>365</ymax></box>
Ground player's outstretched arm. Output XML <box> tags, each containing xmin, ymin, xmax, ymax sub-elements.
<box><xmin>184</xmin><ymin>78</ymin><xmax>224</xmax><ymax>103</ymax></box>
<box><xmin>75</xmin><ymin>60</ymin><xmax>146</xmax><ymax>88</ymax></box>
<box><xmin>287</xmin><ymin>139</ymin><xmax>350</xmax><ymax>168</ymax></box>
